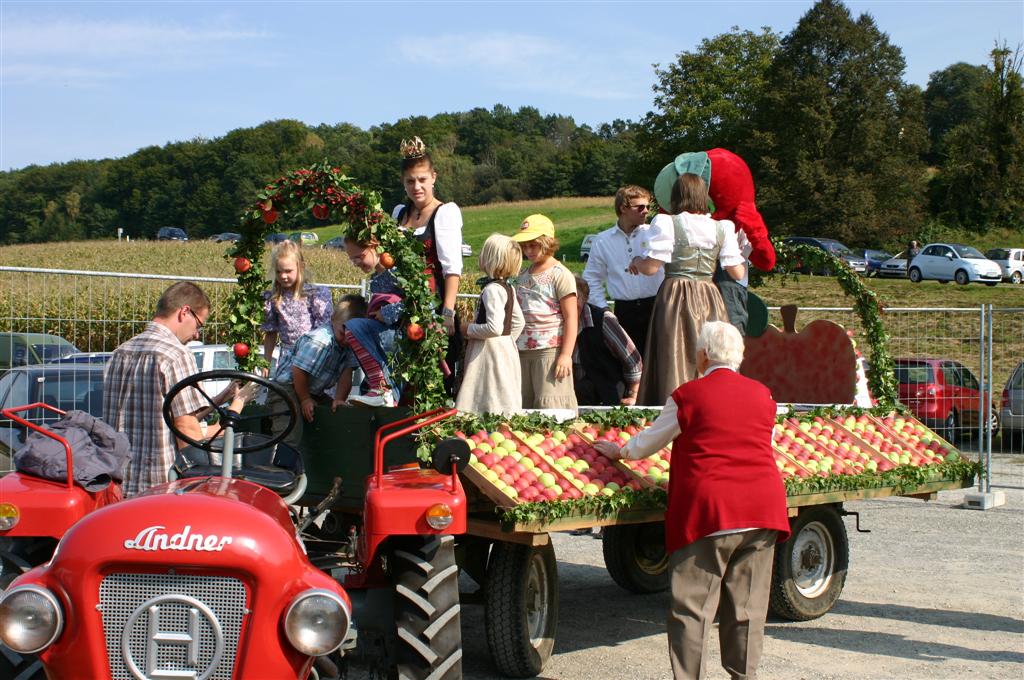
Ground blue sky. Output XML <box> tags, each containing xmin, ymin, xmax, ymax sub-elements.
<box><xmin>2</xmin><ymin>1</ymin><xmax>1022</xmax><ymax>171</ymax></box>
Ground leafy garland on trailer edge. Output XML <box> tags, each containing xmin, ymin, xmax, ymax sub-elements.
<box><xmin>225</xmin><ymin>160</ymin><xmax>448</xmax><ymax>411</ymax></box>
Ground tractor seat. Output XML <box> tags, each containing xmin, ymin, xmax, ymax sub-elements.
<box><xmin>173</xmin><ymin>432</ymin><xmax>304</xmax><ymax>496</ymax></box>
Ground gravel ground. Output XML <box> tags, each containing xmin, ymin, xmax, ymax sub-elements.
<box><xmin>452</xmin><ymin>453</ymin><xmax>1024</xmax><ymax>680</ymax></box>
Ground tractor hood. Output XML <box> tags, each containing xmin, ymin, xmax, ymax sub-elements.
<box><xmin>48</xmin><ymin>478</ymin><xmax>305</xmax><ymax>575</ymax></box>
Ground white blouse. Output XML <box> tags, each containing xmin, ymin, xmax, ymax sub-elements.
<box><xmin>391</xmin><ymin>202</ymin><xmax>464</xmax><ymax>277</ymax></box>
<box><xmin>644</xmin><ymin>212</ymin><xmax>744</xmax><ymax>269</ymax></box>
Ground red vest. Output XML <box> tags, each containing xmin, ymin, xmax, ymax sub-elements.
<box><xmin>666</xmin><ymin>369</ymin><xmax>791</xmax><ymax>553</ymax></box>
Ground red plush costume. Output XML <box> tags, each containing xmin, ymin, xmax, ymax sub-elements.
<box><xmin>705</xmin><ymin>149</ymin><xmax>775</xmax><ymax>272</ymax></box>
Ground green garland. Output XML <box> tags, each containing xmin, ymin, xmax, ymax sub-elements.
<box><xmin>749</xmin><ymin>239</ymin><xmax>898</xmax><ymax>409</ymax></box>
<box><xmin>226</xmin><ymin>160</ymin><xmax>448</xmax><ymax>411</ymax></box>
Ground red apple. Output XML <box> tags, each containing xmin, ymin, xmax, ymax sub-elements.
<box><xmin>233</xmin><ymin>343</ymin><xmax>249</xmax><ymax>359</ymax></box>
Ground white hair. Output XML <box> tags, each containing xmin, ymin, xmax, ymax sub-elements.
<box><xmin>696</xmin><ymin>321</ymin><xmax>745</xmax><ymax>370</ymax></box>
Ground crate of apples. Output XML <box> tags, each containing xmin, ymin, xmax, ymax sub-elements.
<box><xmin>511</xmin><ymin>429</ymin><xmax>642</xmax><ymax>498</ymax></box>
<box><xmin>576</xmin><ymin>423</ymin><xmax>672</xmax><ymax>489</ymax></box>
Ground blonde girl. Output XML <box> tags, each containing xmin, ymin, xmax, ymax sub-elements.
<box><xmin>262</xmin><ymin>240</ymin><xmax>333</xmax><ymax>368</ymax></box>
<box><xmin>512</xmin><ymin>214</ymin><xmax>578</xmax><ymax>410</ymax></box>
<box><xmin>456</xmin><ymin>234</ymin><xmax>525</xmax><ymax>415</ymax></box>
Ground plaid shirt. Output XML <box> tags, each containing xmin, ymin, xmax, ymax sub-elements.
<box><xmin>573</xmin><ymin>304</ymin><xmax>644</xmax><ymax>385</ymax></box>
<box><xmin>272</xmin><ymin>326</ymin><xmax>358</xmax><ymax>395</ymax></box>
<box><xmin>103</xmin><ymin>322</ymin><xmax>204</xmax><ymax>497</ymax></box>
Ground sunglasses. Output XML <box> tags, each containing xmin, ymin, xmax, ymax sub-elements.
<box><xmin>629</xmin><ymin>204</ymin><xmax>650</xmax><ymax>211</ymax></box>
<box><xmin>187</xmin><ymin>307</ymin><xmax>205</xmax><ymax>331</ymax></box>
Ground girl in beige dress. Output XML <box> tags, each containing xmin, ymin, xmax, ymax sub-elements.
<box><xmin>632</xmin><ymin>174</ymin><xmax>746</xmax><ymax>405</ymax></box>
<box><xmin>456</xmin><ymin>235</ymin><xmax>525</xmax><ymax>415</ymax></box>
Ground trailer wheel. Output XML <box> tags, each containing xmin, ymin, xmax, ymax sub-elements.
<box><xmin>770</xmin><ymin>506</ymin><xmax>849</xmax><ymax>621</ymax></box>
<box><xmin>484</xmin><ymin>541</ymin><xmax>558</xmax><ymax>678</ymax></box>
<box><xmin>601</xmin><ymin>523</ymin><xmax>669</xmax><ymax>593</ymax></box>
<box><xmin>391</xmin><ymin>535</ymin><xmax>463</xmax><ymax>680</ymax></box>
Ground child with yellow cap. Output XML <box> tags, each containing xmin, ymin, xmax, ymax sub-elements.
<box><xmin>511</xmin><ymin>214</ymin><xmax>579</xmax><ymax>410</ymax></box>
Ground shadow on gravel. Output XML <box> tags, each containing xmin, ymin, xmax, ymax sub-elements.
<box><xmin>765</xmin><ymin>626</ymin><xmax>1024</xmax><ymax>664</ymax></box>
<box><xmin>832</xmin><ymin>600</ymin><xmax>1024</xmax><ymax>634</ymax></box>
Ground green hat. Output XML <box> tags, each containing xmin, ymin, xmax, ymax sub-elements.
<box><xmin>653</xmin><ymin>151</ymin><xmax>712</xmax><ymax>210</ymax></box>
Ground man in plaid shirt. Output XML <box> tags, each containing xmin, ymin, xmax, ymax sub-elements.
<box><xmin>572</xmin><ymin>276</ymin><xmax>643</xmax><ymax>406</ymax></box>
<box><xmin>103</xmin><ymin>282</ymin><xmax>244</xmax><ymax>497</ymax></box>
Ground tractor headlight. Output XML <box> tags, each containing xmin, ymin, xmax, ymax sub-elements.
<box><xmin>425</xmin><ymin>503</ymin><xmax>453</xmax><ymax>530</ymax></box>
<box><xmin>284</xmin><ymin>589</ymin><xmax>349</xmax><ymax>656</ymax></box>
<box><xmin>0</xmin><ymin>586</ymin><xmax>63</xmax><ymax>653</ymax></box>
<box><xmin>0</xmin><ymin>503</ymin><xmax>20</xmax><ymax>530</ymax></box>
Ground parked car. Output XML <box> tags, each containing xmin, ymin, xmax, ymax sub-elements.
<box><xmin>782</xmin><ymin>237</ymin><xmax>869</xmax><ymax>275</ymax></box>
<box><xmin>461</xmin><ymin>243</ymin><xmax>473</xmax><ymax>258</ymax></box>
<box><xmin>0</xmin><ymin>365</ymin><xmax>105</xmax><ymax>465</ymax></box>
<box><xmin>156</xmin><ymin>226</ymin><xmax>188</xmax><ymax>241</ymax></box>
<box><xmin>0</xmin><ymin>332</ymin><xmax>79</xmax><ymax>372</ymax></box>
<box><xmin>580</xmin><ymin>234</ymin><xmax>596</xmax><ymax>261</ymax></box>
<box><xmin>1000</xmin><ymin>361</ymin><xmax>1023</xmax><ymax>450</ymax></box>
<box><xmin>289</xmin><ymin>231</ymin><xmax>319</xmax><ymax>246</ymax></box>
<box><xmin>984</xmin><ymin>247</ymin><xmax>1024</xmax><ymax>284</ymax></box>
<box><xmin>878</xmin><ymin>251</ymin><xmax>910</xmax><ymax>278</ymax></box>
<box><xmin>211</xmin><ymin>232</ymin><xmax>241</xmax><ymax>243</ymax></box>
<box><xmin>853</xmin><ymin>248</ymin><xmax>893</xmax><ymax>277</ymax></box>
<box><xmin>265</xmin><ymin>232</ymin><xmax>289</xmax><ymax>245</ymax></box>
<box><xmin>46</xmin><ymin>351</ymin><xmax>113</xmax><ymax>364</ymax></box>
<box><xmin>908</xmin><ymin>243</ymin><xmax>1002</xmax><ymax>285</ymax></box>
<box><xmin>322</xmin><ymin>236</ymin><xmax>345</xmax><ymax>249</ymax></box>
<box><xmin>895</xmin><ymin>357</ymin><xmax>998</xmax><ymax>441</ymax></box>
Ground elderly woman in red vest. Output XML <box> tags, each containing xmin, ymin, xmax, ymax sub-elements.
<box><xmin>596</xmin><ymin>321</ymin><xmax>790</xmax><ymax>680</ymax></box>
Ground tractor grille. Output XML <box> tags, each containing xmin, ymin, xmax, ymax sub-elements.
<box><xmin>99</xmin><ymin>573</ymin><xmax>248</xmax><ymax>680</ymax></box>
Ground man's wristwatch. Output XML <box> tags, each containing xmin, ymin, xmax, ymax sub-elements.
<box><xmin>441</xmin><ymin>308</ymin><xmax>455</xmax><ymax>319</ymax></box>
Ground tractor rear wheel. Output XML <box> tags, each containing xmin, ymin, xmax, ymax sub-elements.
<box><xmin>602</xmin><ymin>522</ymin><xmax>669</xmax><ymax>593</ymax></box>
<box><xmin>484</xmin><ymin>541</ymin><xmax>558</xmax><ymax>678</ymax></box>
<box><xmin>391</xmin><ymin>535</ymin><xmax>462</xmax><ymax>680</ymax></box>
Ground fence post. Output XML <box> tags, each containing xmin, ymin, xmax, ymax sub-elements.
<box><xmin>986</xmin><ymin>304</ymin><xmax>994</xmax><ymax>494</ymax></box>
<box><xmin>978</xmin><ymin>304</ymin><xmax>985</xmax><ymax>492</ymax></box>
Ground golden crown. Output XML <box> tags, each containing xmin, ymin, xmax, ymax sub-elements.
<box><xmin>400</xmin><ymin>136</ymin><xmax>427</xmax><ymax>159</ymax></box>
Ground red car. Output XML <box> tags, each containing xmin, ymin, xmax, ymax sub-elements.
<box><xmin>895</xmin><ymin>358</ymin><xmax>999</xmax><ymax>440</ymax></box>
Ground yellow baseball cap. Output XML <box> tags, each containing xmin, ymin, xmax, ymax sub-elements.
<box><xmin>512</xmin><ymin>214</ymin><xmax>555</xmax><ymax>242</ymax></box>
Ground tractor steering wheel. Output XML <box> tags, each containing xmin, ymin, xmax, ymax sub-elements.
<box><xmin>162</xmin><ymin>369</ymin><xmax>297</xmax><ymax>454</ymax></box>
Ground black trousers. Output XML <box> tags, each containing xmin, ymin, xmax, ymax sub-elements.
<box><xmin>612</xmin><ymin>296</ymin><xmax>656</xmax><ymax>363</ymax></box>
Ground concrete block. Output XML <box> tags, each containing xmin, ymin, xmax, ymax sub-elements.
<box><xmin>962</xmin><ymin>490</ymin><xmax>1006</xmax><ymax>510</ymax></box>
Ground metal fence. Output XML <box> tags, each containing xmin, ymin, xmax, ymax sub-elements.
<box><xmin>1</xmin><ymin>267</ymin><xmax>1021</xmax><ymax>486</ymax></box>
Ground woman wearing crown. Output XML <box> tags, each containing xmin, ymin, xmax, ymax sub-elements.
<box><xmin>393</xmin><ymin>137</ymin><xmax>465</xmax><ymax>393</ymax></box>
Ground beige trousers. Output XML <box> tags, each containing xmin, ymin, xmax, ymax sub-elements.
<box><xmin>667</xmin><ymin>529</ymin><xmax>778</xmax><ymax>680</ymax></box>
<box><xmin>519</xmin><ymin>347</ymin><xmax>578</xmax><ymax>410</ymax></box>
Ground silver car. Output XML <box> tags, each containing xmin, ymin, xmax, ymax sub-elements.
<box><xmin>1001</xmin><ymin>362</ymin><xmax>1023</xmax><ymax>450</ymax></box>
<box><xmin>908</xmin><ymin>243</ymin><xmax>1002</xmax><ymax>286</ymax></box>
<box><xmin>985</xmin><ymin>248</ymin><xmax>1024</xmax><ymax>284</ymax></box>
<box><xmin>878</xmin><ymin>251</ymin><xmax>909</xmax><ymax>278</ymax></box>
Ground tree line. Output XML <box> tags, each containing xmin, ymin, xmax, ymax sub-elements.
<box><xmin>1</xmin><ymin>0</ymin><xmax>1021</xmax><ymax>248</ymax></box>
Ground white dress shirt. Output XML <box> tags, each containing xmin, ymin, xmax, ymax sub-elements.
<box><xmin>582</xmin><ymin>223</ymin><xmax>665</xmax><ymax>307</ymax></box>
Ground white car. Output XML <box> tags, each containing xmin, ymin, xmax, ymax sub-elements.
<box><xmin>985</xmin><ymin>247</ymin><xmax>1024</xmax><ymax>284</ymax></box>
<box><xmin>580</xmin><ymin>234</ymin><xmax>596</xmax><ymax>261</ymax></box>
<box><xmin>461</xmin><ymin>243</ymin><xmax>473</xmax><ymax>258</ymax></box>
<box><xmin>878</xmin><ymin>251</ymin><xmax>909</xmax><ymax>278</ymax></box>
<box><xmin>908</xmin><ymin>243</ymin><xmax>1002</xmax><ymax>286</ymax></box>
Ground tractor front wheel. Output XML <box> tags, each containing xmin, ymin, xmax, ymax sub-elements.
<box><xmin>391</xmin><ymin>535</ymin><xmax>462</xmax><ymax>680</ymax></box>
<box><xmin>485</xmin><ymin>541</ymin><xmax>558</xmax><ymax>678</ymax></box>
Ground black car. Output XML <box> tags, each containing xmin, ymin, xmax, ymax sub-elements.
<box><xmin>211</xmin><ymin>232</ymin><xmax>241</xmax><ymax>243</ymax></box>
<box><xmin>0</xmin><ymin>365</ymin><xmax>105</xmax><ymax>466</ymax></box>
<box><xmin>853</xmin><ymin>248</ymin><xmax>894</xmax><ymax>277</ymax></box>
<box><xmin>783</xmin><ymin>237</ymin><xmax>869</xmax><ymax>275</ymax></box>
<box><xmin>157</xmin><ymin>226</ymin><xmax>188</xmax><ymax>241</ymax></box>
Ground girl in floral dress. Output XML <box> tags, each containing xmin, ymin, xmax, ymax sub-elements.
<box><xmin>512</xmin><ymin>214</ymin><xmax>578</xmax><ymax>410</ymax></box>
<box><xmin>262</xmin><ymin>240</ymin><xmax>333</xmax><ymax>372</ymax></box>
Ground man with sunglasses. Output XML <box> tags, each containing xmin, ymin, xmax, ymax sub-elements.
<box><xmin>581</xmin><ymin>185</ymin><xmax>664</xmax><ymax>364</ymax></box>
<box><xmin>104</xmin><ymin>281</ymin><xmax>245</xmax><ymax>496</ymax></box>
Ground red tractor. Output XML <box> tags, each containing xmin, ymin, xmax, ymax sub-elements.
<box><xmin>0</xmin><ymin>370</ymin><xmax>469</xmax><ymax>679</ymax></box>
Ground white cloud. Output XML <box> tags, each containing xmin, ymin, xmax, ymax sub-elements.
<box><xmin>2</xmin><ymin>17</ymin><xmax>266</xmax><ymax>59</ymax></box>
<box><xmin>396</xmin><ymin>31</ymin><xmax>636</xmax><ymax>101</ymax></box>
